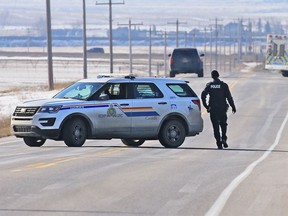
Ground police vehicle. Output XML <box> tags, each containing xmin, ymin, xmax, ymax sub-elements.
<box><xmin>265</xmin><ymin>34</ymin><xmax>288</xmax><ymax>77</ymax></box>
<box><xmin>11</xmin><ymin>76</ymin><xmax>203</xmax><ymax>148</ymax></box>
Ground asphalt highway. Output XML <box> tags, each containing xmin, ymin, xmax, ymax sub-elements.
<box><xmin>1</xmin><ymin>66</ymin><xmax>287</xmax><ymax>216</ymax></box>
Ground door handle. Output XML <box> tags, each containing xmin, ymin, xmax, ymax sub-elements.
<box><xmin>120</xmin><ymin>103</ymin><xmax>130</xmax><ymax>106</ymax></box>
<box><xmin>158</xmin><ymin>102</ymin><xmax>167</xmax><ymax>105</ymax></box>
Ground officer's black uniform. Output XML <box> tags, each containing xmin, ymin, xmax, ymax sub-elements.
<box><xmin>201</xmin><ymin>70</ymin><xmax>236</xmax><ymax>149</ymax></box>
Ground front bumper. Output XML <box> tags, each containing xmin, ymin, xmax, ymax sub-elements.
<box><xmin>12</xmin><ymin>125</ymin><xmax>61</xmax><ymax>140</ymax></box>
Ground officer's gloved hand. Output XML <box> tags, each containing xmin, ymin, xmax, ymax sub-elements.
<box><xmin>232</xmin><ymin>107</ymin><xmax>236</xmax><ymax>114</ymax></box>
<box><xmin>207</xmin><ymin>106</ymin><xmax>211</xmax><ymax>113</ymax></box>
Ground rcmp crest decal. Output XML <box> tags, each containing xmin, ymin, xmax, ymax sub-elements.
<box><xmin>107</xmin><ymin>104</ymin><xmax>116</xmax><ymax>116</ymax></box>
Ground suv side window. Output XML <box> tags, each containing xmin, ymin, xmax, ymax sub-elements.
<box><xmin>133</xmin><ymin>83</ymin><xmax>164</xmax><ymax>99</ymax></box>
<box><xmin>167</xmin><ymin>83</ymin><xmax>197</xmax><ymax>97</ymax></box>
<box><xmin>105</xmin><ymin>83</ymin><xmax>126</xmax><ymax>99</ymax></box>
<box><xmin>92</xmin><ymin>83</ymin><xmax>129</xmax><ymax>100</ymax></box>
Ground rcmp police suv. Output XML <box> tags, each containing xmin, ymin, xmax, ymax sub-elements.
<box><xmin>11</xmin><ymin>76</ymin><xmax>203</xmax><ymax>148</ymax></box>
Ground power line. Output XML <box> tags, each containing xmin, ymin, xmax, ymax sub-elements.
<box><xmin>209</xmin><ymin>17</ymin><xmax>223</xmax><ymax>70</ymax></box>
<box><xmin>118</xmin><ymin>18</ymin><xmax>143</xmax><ymax>74</ymax></box>
<box><xmin>168</xmin><ymin>19</ymin><xmax>187</xmax><ymax>48</ymax></box>
<box><xmin>96</xmin><ymin>0</ymin><xmax>125</xmax><ymax>74</ymax></box>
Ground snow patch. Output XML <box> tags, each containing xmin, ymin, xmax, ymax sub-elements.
<box><xmin>0</xmin><ymin>90</ymin><xmax>58</xmax><ymax>117</ymax></box>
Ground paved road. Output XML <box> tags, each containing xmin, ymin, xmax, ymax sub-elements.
<box><xmin>1</xmin><ymin>67</ymin><xmax>288</xmax><ymax>216</ymax></box>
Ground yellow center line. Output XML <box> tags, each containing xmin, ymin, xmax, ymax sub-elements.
<box><xmin>229</xmin><ymin>80</ymin><xmax>238</xmax><ymax>89</ymax></box>
<box><xmin>11</xmin><ymin>148</ymin><xmax>128</xmax><ymax>172</ymax></box>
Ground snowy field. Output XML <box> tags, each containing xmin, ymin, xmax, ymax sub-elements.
<box><xmin>0</xmin><ymin>88</ymin><xmax>58</xmax><ymax>118</ymax></box>
<box><xmin>0</xmin><ymin>46</ymin><xmax>169</xmax><ymax>88</ymax></box>
<box><xmin>0</xmin><ymin>46</ymin><xmax>169</xmax><ymax>118</ymax></box>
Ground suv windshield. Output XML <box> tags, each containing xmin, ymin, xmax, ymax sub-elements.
<box><xmin>53</xmin><ymin>82</ymin><xmax>104</xmax><ymax>100</ymax></box>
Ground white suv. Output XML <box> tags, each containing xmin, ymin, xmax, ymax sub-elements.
<box><xmin>11</xmin><ymin>76</ymin><xmax>203</xmax><ymax>148</ymax></box>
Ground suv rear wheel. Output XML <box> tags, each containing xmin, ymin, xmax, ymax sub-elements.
<box><xmin>121</xmin><ymin>139</ymin><xmax>145</xmax><ymax>147</ymax></box>
<box><xmin>198</xmin><ymin>69</ymin><xmax>204</xmax><ymax>77</ymax></box>
<box><xmin>159</xmin><ymin>120</ymin><xmax>186</xmax><ymax>148</ymax></box>
<box><xmin>63</xmin><ymin>118</ymin><xmax>87</xmax><ymax>147</ymax></box>
<box><xmin>170</xmin><ymin>71</ymin><xmax>176</xmax><ymax>77</ymax></box>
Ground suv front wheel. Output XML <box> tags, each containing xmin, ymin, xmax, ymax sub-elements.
<box><xmin>23</xmin><ymin>137</ymin><xmax>46</xmax><ymax>147</ymax></box>
<box><xmin>63</xmin><ymin>118</ymin><xmax>87</xmax><ymax>147</ymax></box>
<box><xmin>198</xmin><ymin>69</ymin><xmax>204</xmax><ymax>77</ymax></box>
<box><xmin>159</xmin><ymin>120</ymin><xmax>186</xmax><ymax>148</ymax></box>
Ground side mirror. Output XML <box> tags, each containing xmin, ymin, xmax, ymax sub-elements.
<box><xmin>168</xmin><ymin>54</ymin><xmax>171</xmax><ymax>57</ymax></box>
<box><xmin>200</xmin><ymin>53</ymin><xmax>205</xmax><ymax>57</ymax></box>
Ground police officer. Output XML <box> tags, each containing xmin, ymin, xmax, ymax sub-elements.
<box><xmin>201</xmin><ymin>70</ymin><xmax>236</xmax><ymax>149</ymax></box>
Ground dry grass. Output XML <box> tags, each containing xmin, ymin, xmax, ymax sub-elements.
<box><xmin>0</xmin><ymin>117</ymin><xmax>11</xmax><ymax>138</ymax></box>
<box><xmin>0</xmin><ymin>81</ymin><xmax>73</xmax><ymax>95</ymax></box>
<box><xmin>54</xmin><ymin>82</ymin><xmax>74</xmax><ymax>90</ymax></box>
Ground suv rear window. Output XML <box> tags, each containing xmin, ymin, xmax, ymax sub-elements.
<box><xmin>173</xmin><ymin>49</ymin><xmax>198</xmax><ymax>59</ymax></box>
<box><xmin>167</xmin><ymin>83</ymin><xmax>197</xmax><ymax>97</ymax></box>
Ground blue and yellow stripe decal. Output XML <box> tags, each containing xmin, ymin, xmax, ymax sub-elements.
<box><xmin>60</xmin><ymin>104</ymin><xmax>109</xmax><ymax>110</ymax></box>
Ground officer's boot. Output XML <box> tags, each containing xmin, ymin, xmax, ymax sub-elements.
<box><xmin>217</xmin><ymin>141</ymin><xmax>223</xmax><ymax>149</ymax></box>
<box><xmin>222</xmin><ymin>138</ymin><xmax>228</xmax><ymax>148</ymax></box>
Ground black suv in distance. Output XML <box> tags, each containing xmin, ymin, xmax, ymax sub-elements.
<box><xmin>169</xmin><ymin>48</ymin><xmax>204</xmax><ymax>78</ymax></box>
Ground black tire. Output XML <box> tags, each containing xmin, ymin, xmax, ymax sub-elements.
<box><xmin>121</xmin><ymin>139</ymin><xmax>145</xmax><ymax>147</ymax></box>
<box><xmin>23</xmin><ymin>137</ymin><xmax>46</xmax><ymax>147</ymax></box>
<box><xmin>198</xmin><ymin>69</ymin><xmax>204</xmax><ymax>77</ymax></box>
<box><xmin>282</xmin><ymin>71</ymin><xmax>288</xmax><ymax>77</ymax></box>
<box><xmin>170</xmin><ymin>71</ymin><xmax>176</xmax><ymax>77</ymax></box>
<box><xmin>63</xmin><ymin>118</ymin><xmax>87</xmax><ymax>147</ymax></box>
<box><xmin>159</xmin><ymin>120</ymin><xmax>186</xmax><ymax>148</ymax></box>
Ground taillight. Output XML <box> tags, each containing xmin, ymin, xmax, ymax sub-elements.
<box><xmin>170</xmin><ymin>57</ymin><xmax>173</xmax><ymax>65</ymax></box>
<box><xmin>192</xmin><ymin>99</ymin><xmax>201</xmax><ymax>111</ymax></box>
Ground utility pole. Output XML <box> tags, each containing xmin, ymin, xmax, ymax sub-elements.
<box><xmin>210</xmin><ymin>17</ymin><xmax>223</xmax><ymax>71</ymax></box>
<box><xmin>238</xmin><ymin>18</ymin><xmax>243</xmax><ymax>63</ymax></box>
<box><xmin>215</xmin><ymin>18</ymin><xmax>218</xmax><ymax>70</ymax></box>
<box><xmin>233</xmin><ymin>32</ymin><xmax>236</xmax><ymax>68</ymax></box>
<box><xmin>229</xmin><ymin>27</ymin><xmax>232</xmax><ymax>72</ymax></box>
<box><xmin>83</xmin><ymin>0</ymin><xmax>87</xmax><ymax>78</ymax></box>
<box><xmin>192</xmin><ymin>32</ymin><xmax>196</xmax><ymax>47</ymax></box>
<box><xmin>164</xmin><ymin>31</ymin><xmax>168</xmax><ymax>77</ymax></box>
<box><xmin>148</xmin><ymin>26</ymin><xmax>152</xmax><ymax>76</ymax></box>
<box><xmin>204</xmin><ymin>27</ymin><xmax>207</xmax><ymax>73</ymax></box>
<box><xmin>223</xmin><ymin>30</ymin><xmax>226</xmax><ymax>72</ymax></box>
<box><xmin>96</xmin><ymin>0</ymin><xmax>125</xmax><ymax>74</ymax></box>
<box><xmin>184</xmin><ymin>31</ymin><xmax>187</xmax><ymax>48</ymax></box>
<box><xmin>46</xmin><ymin>0</ymin><xmax>54</xmax><ymax>90</ymax></box>
<box><xmin>168</xmin><ymin>19</ymin><xmax>187</xmax><ymax>47</ymax></box>
<box><xmin>210</xmin><ymin>26</ymin><xmax>213</xmax><ymax>72</ymax></box>
<box><xmin>248</xmin><ymin>20</ymin><xmax>253</xmax><ymax>55</ymax></box>
<box><xmin>118</xmin><ymin>19</ymin><xmax>143</xmax><ymax>74</ymax></box>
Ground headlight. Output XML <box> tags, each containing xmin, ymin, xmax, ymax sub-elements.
<box><xmin>38</xmin><ymin>106</ymin><xmax>62</xmax><ymax>113</ymax></box>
